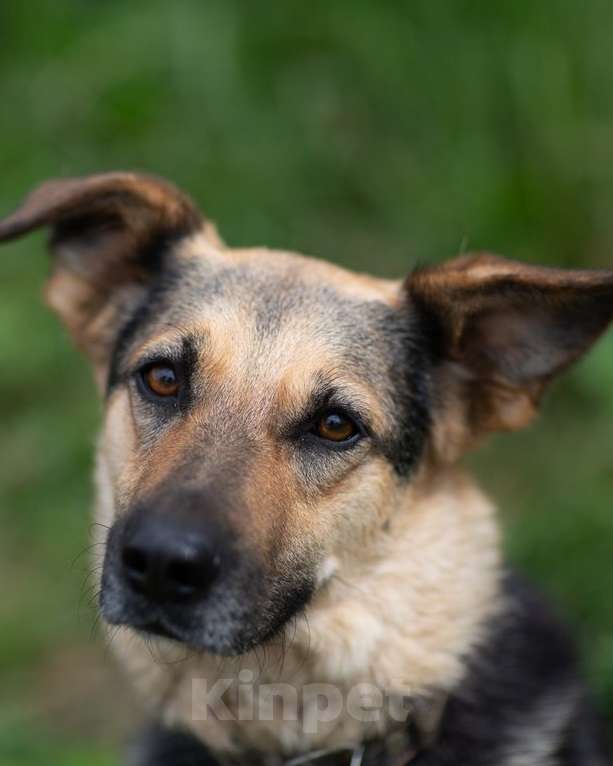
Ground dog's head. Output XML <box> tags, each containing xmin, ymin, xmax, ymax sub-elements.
<box><xmin>2</xmin><ymin>173</ymin><xmax>612</xmax><ymax>655</ymax></box>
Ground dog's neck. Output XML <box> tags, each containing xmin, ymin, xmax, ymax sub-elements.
<box><xmin>99</xmin><ymin>465</ymin><xmax>501</xmax><ymax>757</ymax></box>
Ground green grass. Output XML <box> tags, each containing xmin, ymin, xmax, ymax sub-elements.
<box><xmin>1</xmin><ymin>1</ymin><xmax>613</xmax><ymax>761</ymax></box>
<box><xmin>0</xmin><ymin>718</ymin><xmax>114</xmax><ymax>766</ymax></box>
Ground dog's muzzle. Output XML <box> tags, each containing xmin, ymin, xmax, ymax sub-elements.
<box><xmin>99</xmin><ymin>507</ymin><xmax>236</xmax><ymax>647</ymax></box>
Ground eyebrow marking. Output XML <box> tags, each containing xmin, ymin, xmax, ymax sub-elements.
<box><xmin>106</xmin><ymin>300</ymin><xmax>154</xmax><ymax>394</ymax></box>
<box><xmin>128</xmin><ymin>331</ymin><xmax>191</xmax><ymax>371</ymax></box>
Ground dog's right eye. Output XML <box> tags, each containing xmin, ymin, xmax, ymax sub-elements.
<box><xmin>310</xmin><ymin>409</ymin><xmax>363</xmax><ymax>447</ymax></box>
<box><xmin>316</xmin><ymin>411</ymin><xmax>357</xmax><ymax>442</ymax></box>
<box><xmin>139</xmin><ymin>363</ymin><xmax>180</xmax><ymax>399</ymax></box>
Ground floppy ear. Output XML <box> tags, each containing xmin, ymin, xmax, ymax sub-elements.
<box><xmin>0</xmin><ymin>172</ymin><xmax>206</xmax><ymax>367</ymax></box>
<box><xmin>407</xmin><ymin>253</ymin><xmax>613</xmax><ymax>458</ymax></box>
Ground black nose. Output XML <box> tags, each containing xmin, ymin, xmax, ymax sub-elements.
<box><xmin>120</xmin><ymin>515</ymin><xmax>220</xmax><ymax>603</ymax></box>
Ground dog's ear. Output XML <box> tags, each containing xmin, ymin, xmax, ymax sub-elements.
<box><xmin>407</xmin><ymin>253</ymin><xmax>613</xmax><ymax>457</ymax></box>
<box><xmin>0</xmin><ymin>173</ymin><xmax>207</xmax><ymax>366</ymax></box>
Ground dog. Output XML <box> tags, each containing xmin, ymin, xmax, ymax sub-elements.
<box><xmin>1</xmin><ymin>172</ymin><xmax>612</xmax><ymax>765</ymax></box>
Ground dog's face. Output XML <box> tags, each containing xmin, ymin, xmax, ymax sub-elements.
<box><xmin>98</xmin><ymin>247</ymin><xmax>432</xmax><ymax>653</ymax></box>
<box><xmin>1</xmin><ymin>173</ymin><xmax>612</xmax><ymax>655</ymax></box>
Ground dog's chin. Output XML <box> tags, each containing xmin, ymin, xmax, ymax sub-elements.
<box><xmin>100</xmin><ymin>578</ymin><xmax>316</xmax><ymax>657</ymax></box>
<box><xmin>103</xmin><ymin>609</ymin><xmax>275</xmax><ymax>656</ymax></box>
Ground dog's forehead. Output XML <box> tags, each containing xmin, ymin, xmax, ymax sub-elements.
<box><xmin>174</xmin><ymin>244</ymin><xmax>400</xmax><ymax>308</ymax></box>
<box><xmin>158</xmin><ymin>245</ymin><xmax>405</xmax><ymax>361</ymax></box>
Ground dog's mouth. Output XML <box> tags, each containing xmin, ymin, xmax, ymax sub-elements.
<box><xmin>136</xmin><ymin>618</ymin><xmax>182</xmax><ymax>643</ymax></box>
<box><xmin>101</xmin><ymin>573</ymin><xmax>315</xmax><ymax>655</ymax></box>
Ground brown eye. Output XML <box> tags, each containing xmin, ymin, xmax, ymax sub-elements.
<box><xmin>315</xmin><ymin>411</ymin><xmax>359</xmax><ymax>442</ymax></box>
<box><xmin>143</xmin><ymin>364</ymin><xmax>179</xmax><ymax>398</ymax></box>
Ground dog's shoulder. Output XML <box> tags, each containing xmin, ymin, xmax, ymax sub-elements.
<box><xmin>418</xmin><ymin>570</ymin><xmax>611</xmax><ymax>765</ymax></box>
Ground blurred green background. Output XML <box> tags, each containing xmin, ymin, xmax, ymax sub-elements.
<box><xmin>1</xmin><ymin>1</ymin><xmax>612</xmax><ymax>763</ymax></box>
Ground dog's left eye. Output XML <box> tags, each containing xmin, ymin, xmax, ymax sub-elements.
<box><xmin>313</xmin><ymin>410</ymin><xmax>360</xmax><ymax>443</ymax></box>
<box><xmin>140</xmin><ymin>363</ymin><xmax>180</xmax><ymax>399</ymax></box>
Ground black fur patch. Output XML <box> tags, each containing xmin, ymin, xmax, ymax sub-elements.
<box><xmin>127</xmin><ymin>723</ymin><xmax>217</xmax><ymax>766</ymax></box>
<box><xmin>412</xmin><ymin>571</ymin><xmax>611</xmax><ymax>765</ymax></box>
<box><xmin>107</xmin><ymin>299</ymin><xmax>154</xmax><ymax>392</ymax></box>
<box><xmin>106</xmin><ymin>259</ymin><xmax>184</xmax><ymax>393</ymax></box>
<box><xmin>375</xmin><ymin>300</ymin><xmax>433</xmax><ymax>477</ymax></box>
